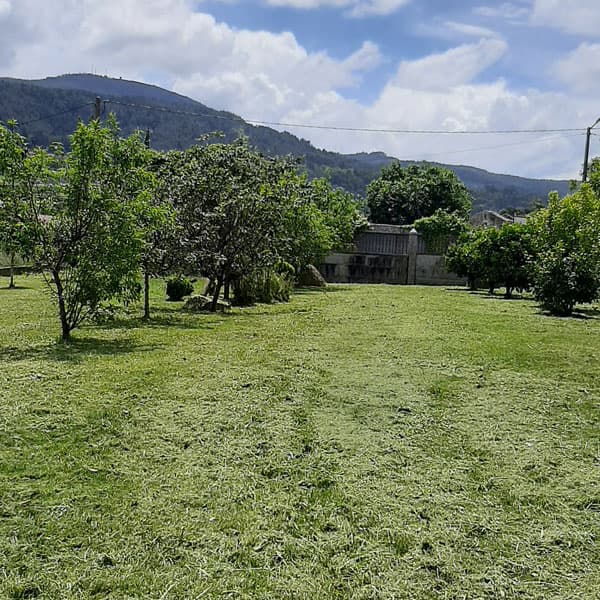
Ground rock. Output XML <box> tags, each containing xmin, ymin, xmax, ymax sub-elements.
<box><xmin>184</xmin><ymin>295</ymin><xmax>231</xmax><ymax>313</ymax></box>
<box><xmin>297</xmin><ymin>264</ymin><xmax>327</xmax><ymax>287</ymax></box>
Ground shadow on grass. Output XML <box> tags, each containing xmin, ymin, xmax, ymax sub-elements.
<box><xmin>293</xmin><ymin>285</ymin><xmax>354</xmax><ymax>295</ymax></box>
<box><xmin>445</xmin><ymin>287</ymin><xmax>536</xmax><ymax>302</ymax></box>
<box><xmin>94</xmin><ymin>305</ymin><xmax>230</xmax><ymax>332</ymax></box>
<box><xmin>535</xmin><ymin>307</ymin><xmax>600</xmax><ymax>320</ymax></box>
<box><xmin>0</xmin><ymin>335</ymin><xmax>162</xmax><ymax>364</ymax></box>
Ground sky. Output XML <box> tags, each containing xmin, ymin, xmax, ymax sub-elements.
<box><xmin>1</xmin><ymin>0</ymin><xmax>600</xmax><ymax>179</ymax></box>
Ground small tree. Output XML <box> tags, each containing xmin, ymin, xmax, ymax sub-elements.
<box><xmin>530</xmin><ymin>188</ymin><xmax>600</xmax><ymax>316</ymax></box>
<box><xmin>446</xmin><ymin>224</ymin><xmax>534</xmax><ymax>297</ymax></box>
<box><xmin>163</xmin><ymin>140</ymin><xmax>283</xmax><ymax>311</ymax></box>
<box><xmin>0</xmin><ymin>121</ymin><xmax>29</xmax><ymax>288</ymax></box>
<box><xmin>20</xmin><ymin>119</ymin><xmax>155</xmax><ymax>340</ymax></box>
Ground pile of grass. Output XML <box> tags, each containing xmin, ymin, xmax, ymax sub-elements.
<box><xmin>1</xmin><ymin>276</ymin><xmax>599</xmax><ymax>598</ymax></box>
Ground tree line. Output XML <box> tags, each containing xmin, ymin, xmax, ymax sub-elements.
<box><xmin>444</xmin><ymin>172</ymin><xmax>600</xmax><ymax>316</ymax></box>
<box><xmin>364</xmin><ymin>159</ymin><xmax>600</xmax><ymax>317</ymax></box>
<box><xmin>0</xmin><ymin>118</ymin><xmax>365</xmax><ymax>341</ymax></box>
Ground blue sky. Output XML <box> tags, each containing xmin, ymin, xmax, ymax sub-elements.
<box><xmin>1</xmin><ymin>0</ymin><xmax>600</xmax><ymax>179</ymax></box>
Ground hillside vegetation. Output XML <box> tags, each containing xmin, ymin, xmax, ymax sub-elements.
<box><xmin>0</xmin><ymin>74</ymin><xmax>570</xmax><ymax>210</ymax></box>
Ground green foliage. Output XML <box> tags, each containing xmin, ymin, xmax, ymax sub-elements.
<box><xmin>160</xmin><ymin>140</ymin><xmax>363</xmax><ymax>310</ymax></box>
<box><xmin>18</xmin><ymin>118</ymin><xmax>157</xmax><ymax>339</ymax></box>
<box><xmin>445</xmin><ymin>230</ymin><xmax>484</xmax><ymax>290</ymax></box>
<box><xmin>232</xmin><ymin>269</ymin><xmax>294</xmax><ymax>306</ymax></box>
<box><xmin>530</xmin><ymin>188</ymin><xmax>600</xmax><ymax>315</ymax></box>
<box><xmin>446</xmin><ymin>224</ymin><xmax>534</xmax><ymax>297</ymax></box>
<box><xmin>0</xmin><ymin>121</ymin><xmax>30</xmax><ymax>287</ymax></box>
<box><xmin>414</xmin><ymin>209</ymin><xmax>469</xmax><ymax>254</ymax></box>
<box><xmin>366</xmin><ymin>163</ymin><xmax>472</xmax><ymax>225</ymax></box>
<box><xmin>166</xmin><ymin>275</ymin><xmax>194</xmax><ymax>302</ymax></box>
<box><xmin>280</xmin><ymin>176</ymin><xmax>365</xmax><ymax>274</ymax></box>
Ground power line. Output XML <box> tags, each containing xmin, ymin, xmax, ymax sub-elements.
<box><xmin>105</xmin><ymin>99</ymin><xmax>585</xmax><ymax>136</ymax></box>
<box><xmin>421</xmin><ymin>132</ymin><xmax>584</xmax><ymax>159</ymax></box>
<box><xmin>16</xmin><ymin>102</ymin><xmax>95</xmax><ymax>127</ymax></box>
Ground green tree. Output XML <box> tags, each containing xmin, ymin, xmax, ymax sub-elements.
<box><xmin>446</xmin><ymin>224</ymin><xmax>534</xmax><ymax>297</ymax></box>
<box><xmin>163</xmin><ymin>140</ymin><xmax>284</xmax><ymax>311</ymax></box>
<box><xmin>530</xmin><ymin>188</ymin><xmax>600</xmax><ymax>316</ymax></box>
<box><xmin>20</xmin><ymin>119</ymin><xmax>156</xmax><ymax>340</ymax></box>
<box><xmin>0</xmin><ymin>121</ymin><xmax>29</xmax><ymax>288</ymax></box>
<box><xmin>367</xmin><ymin>163</ymin><xmax>472</xmax><ymax>225</ymax></box>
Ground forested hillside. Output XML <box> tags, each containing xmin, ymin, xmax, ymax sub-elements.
<box><xmin>0</xmin><ymin>74</ymin><xmax>571</xmax><ymax>210</ymax></box>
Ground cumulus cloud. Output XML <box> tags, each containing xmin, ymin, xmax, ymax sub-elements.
<box><xmin>531</xmin><ymin>0</ymin><xmax>600</xmax><ymax>36</ymax></box>
<box><xmin>555</xmin><ymin>43</ymin><xmax>600</xmax><ymax>94</ymax></box>
<box><xmin>392</xmin><ymin>38</ymin><xmax>508</xmax><ymax>92</ymax></box>
<box><xmin>0</xmin><ymin>0</ymin><xmax>596</xmax><ymax>179</ymax></box>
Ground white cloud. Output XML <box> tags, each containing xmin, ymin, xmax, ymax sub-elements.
<box><xmin>555</xmin><ymin>43</ymin><xmax>600</xmax><ymax>94</ymax></box>
<box><xmin>474</xmin><ymin>2</ymin><xmax>530</xmax><ymax>23</ymax></box>
<box><xmin>0</xmin><ymin>0</ymin><xmax>595</xmax><ymax>180</ymax></box>
<box><xmin>263</xmin><ymin>0</ymin><xmax>412</xmax><ymax>17</ymax></box>
<box><xmin>531</xmin><ymin>0</ymin><xmax>600</xmax><ymax>36</ymax></box>
<box><xmin>392</xmin><ymin>38</ymin><xmax>508</xmax><ymax>91</ymax></box>
<box><xmin>0</xmin><ymin>0</ymin><xmax>11</xmax><ymax>19</ymax></box>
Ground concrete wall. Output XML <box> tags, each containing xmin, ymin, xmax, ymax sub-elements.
<box><xmin>319</xmin><ymin>226</ymin><xmax>465</xmax><ymax>286</ymax></box>
<box><xmin>416</xmin><ymin>254</ymin><xmax>465</xmax><ymax>286</ymax></box>
<box><xmin>321</xmin><ymin>253</ymin><xmax>408</xmax><ymax>284</ymax></box>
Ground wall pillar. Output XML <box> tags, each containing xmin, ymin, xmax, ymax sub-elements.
<box><xmin>407</xmin><ymin>228</ymin><xmax>418</xmax><ymax>285</ymax></box>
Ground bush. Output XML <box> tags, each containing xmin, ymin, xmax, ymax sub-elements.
<box><xmin>166</xmin><ymin>276</ymin><xmax>194</xmax><ymax>301</ymax></box>
<box><xmin>232</xmin><ymin>269</ymin><xmax>294</xmax><ymax>306</ymax></box>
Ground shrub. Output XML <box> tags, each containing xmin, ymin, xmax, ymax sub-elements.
<box><xmin>166</xmin><ymin>276</ymin><xmax>194</xmax><ymax>301</ymax></box>
<box><xmin>530</xmin><ymin>188</ymin><xmax>600</xmax><ymax>316</ymax></box>
<box><xmin>232</xmin><ymin>269</ymin><xmax>294</xmax><ymax>306</ymax></box>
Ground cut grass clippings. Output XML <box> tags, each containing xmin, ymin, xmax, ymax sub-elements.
<box><xmin>1</xmin><ymin>276</ymin><xmax>599</xmax><ymax>599</ymax></box>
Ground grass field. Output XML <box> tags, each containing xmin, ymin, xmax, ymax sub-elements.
<box><xmin>1</xmin><ymin>276</ymin><xmax>599</xmax><ymax>599</ymax></box>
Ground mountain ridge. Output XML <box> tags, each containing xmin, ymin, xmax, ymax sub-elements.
<box><xmin>0</xmin><ymin>73</ymin><xmax>571</xmax><ymax>211</ymax></box>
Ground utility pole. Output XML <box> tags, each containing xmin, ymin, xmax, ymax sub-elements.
<box><xmin>582</xmin><ymin>117</ymin><xmax>600</xmax><ymax>183</ymax></box>
<box><xmin>93</xmin><ymin>97</ymin><xmax>101</xmax><ymax>121</ymax></box>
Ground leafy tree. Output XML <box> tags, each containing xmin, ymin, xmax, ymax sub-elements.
<box><xmin>161</xmin><ymin>139</ymin><xmax>364</xmax><ymax>310</ymax></box>
<box><xmin>446</xmin><ymin>224</ymin><xmax>533</xmax><ymax>297</ymax></box>
<box><xmin>446</xmin><ymin>229</ymin><xmax>488</xmax><ymax>291</ymax></box>
<box><xmin>280</xmin><ymin>175</ymin><xmax>365</xmax><ymax>275</ymax></box>
<box><xmin>530</xmin><ymin>188</ymin><xmax>600</xmax><ymax>316</ymax></box>
<box><xmin>0</xmin><ymin>121</ymin><xmax>29</xmax><ymax>288</ymax></box>
<box><xmin>162</xmin><ymin>140</ymin><xmax>284</xmax><ymax>311</ymax></box>
<box><xmin>20</xmin><ymin>118</ymin><xmax>156</xmax><ymax>340</ymax></box>
<box><xmin>486</xmin><ymin>224</ymin><xmax>534</xmax><ymax>298</ymax></box>
<box><xmin>366</xmin><ymin>163</ymin><xmax>472</xmax><ymax>225</ymax></box>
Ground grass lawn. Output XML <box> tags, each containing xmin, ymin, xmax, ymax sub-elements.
<box><xmin>1</xmin><ymin>276</ymin><xmax>599</xmax><ymax>599</ymax></box>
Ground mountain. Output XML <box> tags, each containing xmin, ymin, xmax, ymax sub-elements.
<box><xmin>0</xmin><ymin>74</ymin><xmax>571</xmax><ymax>211</ymax></box>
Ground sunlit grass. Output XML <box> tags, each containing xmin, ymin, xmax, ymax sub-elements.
<box><xmin>1</xmin><ymin>276</ymin><xmax>599</xmax><ymax>598</ymax></box>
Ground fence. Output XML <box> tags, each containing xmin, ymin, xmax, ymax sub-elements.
<box><xmin>319</xmin><ymin>224</ymin><xmax>465</xmax><ymax>286</ymax></box>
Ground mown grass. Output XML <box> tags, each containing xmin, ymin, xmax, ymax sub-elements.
<box><xmin>1</xmin><ymin>276</ymin><xmax>599</xmax><ymax>599</ymax></box>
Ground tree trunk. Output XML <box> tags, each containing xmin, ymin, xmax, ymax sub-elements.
<box><xmin>53</xmin><ymin>270</ymin><xmax>71</xmax><ymax>342</ymax></box>
<box><xmin>223</xmin><ymin>279</ymin><xmax>230</xmax><ymax>301</ymax></box>
<box><xmin>143</xmin><ymin>265</ymin><xmax>150</xmax><ymax>320</ymax></box>
<box><xmin>210</xmin><ymin>277</ymin><xmax>223</xmax><ymax>313</ymax></box>
<box><xmin>9</xmin><ymin>252</ymin><xmax>15</xmax><ymax>289</ymax></box>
